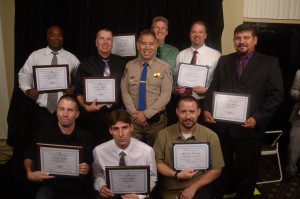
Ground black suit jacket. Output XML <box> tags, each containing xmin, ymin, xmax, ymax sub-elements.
<box><xmin>74</xmin><ymin>53</ymin><xmax>127</xmax><ymax>109</ymax></box>
<box><xmin>204</xmin><ymin>51</ymin><xmax>284</xmax><ymax>138</ymax></box>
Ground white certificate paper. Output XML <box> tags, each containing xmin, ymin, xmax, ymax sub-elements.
<box><xmin>212</xmin><ymin>92</ymin><xmax>250</xmax><ymax>124</ymax></box>
<box><xmin>177</xmin><ymin>63</ymin><xmax>208</xmax><ymax>88</ymax></box>
<box><xmin>173</xmin><ymin>143</ymin><xmax>210</xmax><ymax>171</ymax></box>
<box><xmin>38</xmin><ymin>143</ymin><xmax>81</xmax><ymax>176</ymax></box>
<box><xmin>34</xmin><ymin>65</ymin><xmax>69</xmax><ymax>92</ymax></box>
<box><xmin>106</xmin><ymin>166</ymin><xmax>150</xmax><ymax>194</ymax></box>
<box><xmin>84</xmin><ymin>78</ymin><xmax>116</xmax><ymax>103</ymax></box>
<box><xmin>112</xmin><ymin>34</ymin><xmax>136</xmax><ymax>57</ymax></box>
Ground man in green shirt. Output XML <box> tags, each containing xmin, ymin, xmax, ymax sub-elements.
<box><xmin>153</xmin><ymin>96</ymin><xmax>224</xmax><ymax>199</ymax></box>
<box><xmin>151</xmin><ymin>16</ymin><xmax>179</xmax><ymax>72</ymax></box>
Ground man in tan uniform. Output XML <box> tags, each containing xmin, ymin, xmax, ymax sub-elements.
<box><xmin>121</xmin><ymin>29</ymin><xmax>172</xmax><ymax>146</ymax></box>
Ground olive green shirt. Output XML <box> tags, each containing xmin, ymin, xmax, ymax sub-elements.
<box><xmin>153</xmin><ymin>123</ymin><xmax>224</xmax><ymax>199</ymax></box>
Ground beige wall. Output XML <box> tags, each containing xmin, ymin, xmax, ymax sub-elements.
<box><xmin>0</xmin><ymin>0</ymin><xmax>14</xmax><ymax>100</ymax></box>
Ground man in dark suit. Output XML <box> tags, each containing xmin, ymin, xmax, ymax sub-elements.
<box><xmin>203</xmin><ymin>24</ymin><xmax>284</xmax><ymax>199</ymax></box>
<box><xmin>74</xmin><ymin>28</ymin><xmax>127</xmax><ymax>145</ymax></box>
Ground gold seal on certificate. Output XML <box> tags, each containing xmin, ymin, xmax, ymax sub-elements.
<box><xmin>177</xmin><ymin>63</ymin><xmax>208</xmax><ymax>88</ymax></box>
<box><xmin>37</xmin><ymin>143</ymin><xmax>82</xmax><ymax>177</ymax></box>
<box><xmin>212</xmin><ymin>92</ymin><xmax>250</xmax><ymax>124</ymax></box>
<box><xmin>84</xmin><ymin>77</ymin><xmax>117</xmax><ymax>104</ymax></box>
<box><xmin>33</xmin><ymin>65</ymin><xmax>69</xmax><ymax>93</ymax></box>
<box><xmin>111</xmin><ymin>34</ymin><xmax>137</xmax><ymax>57</ymax></box>
<box><xmin>106</xmin><ymin>166</ymin><xmax>150</xmax><ymax>195</ymax></box>
<box><xmin>173</xmin><ymin>142</ymin><xmax>210</xmax><ymax>171</ymax></box>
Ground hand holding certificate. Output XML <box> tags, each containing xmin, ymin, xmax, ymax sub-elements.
<box><xmin>212</xmin><ymin>92</ymin><xmax>250</xmax><ymax>124</ymax></box>
<box><xmin>106</xmin><ymin>166</ymin><xmax>150</xmax><ymax>195</ymax></box>
<box><xmin>84</xmin><ymin>77</ymin><xmax>117</xmax><ymax>104</ymax></box>
<box><xmin>37</xmin><ymin>143</ymin><xmax>82</xmax><ymax>177</ymax></box>
<box><xmin>177</xmin><ymin>63</ymin><xmax>208</xmax><ymax>88</ymax></box>
<box><xmin>173</xmin><ymin>143</ymin><xmax>210</xmax><ymax>171</ymax></box>
<box><xmin>33</xmin><ymin>65</ymin><xmax>69</xmax><ymax>93</ymax></box>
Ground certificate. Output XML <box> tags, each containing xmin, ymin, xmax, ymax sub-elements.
<box><xmin>212</xmin><ymin>92</ymin><xmax>250</xmax><ymax>124</ymax></box>
<box><xmin>84</xmin><ymin>77</ymin><xmax>117</xmax><ymax>104</ymax></box>
<box><xmin>33</xmin><ymin>65</ymin><xmax>69</xmax><ymax>93</ymax></box>
<box><xmin>111</xmin><ymin>34</ymin><xmax>137</xmax><ymax>57</ymax></box>
<box><xmin>106</xmin><ymin>166</ymin><xmax>150</xmax><ymax>195</ymax></box>
<box><xmin>37</xmin><ymin>143</ymin><xmax>82</xmax><ymax>177</ymax></box>
<box><xmin>177</xmin><ymin>63</ymin><xmax>208</xmax><ymax>88</ymax></box>
<box><xmin>173</xmin><ymin>142</ymin><xmax>210</xmax><ymax>171</ymax></box>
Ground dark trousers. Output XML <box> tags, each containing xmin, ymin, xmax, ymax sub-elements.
<box><xmin>212</xmin><ymin>129</ymin><xmax>262</xmax><ymax>199</ymax></box>
<box><xmin>35</xmin><ymin>186</ymin><xmax>90</xmax><ymax>199</ymax></box>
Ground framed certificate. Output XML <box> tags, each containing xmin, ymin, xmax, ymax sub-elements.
<box><xmin>173</xmin><ymin>142</ymin><xmax>210</xmax><ymax>171</ymax></box>
<box><xmin>212</xmin><ymin>92</ymin><xmax>250</xmax><ymax>124</ymax></box>
<box><xmin>106</xmin><ymin>166</ymin><xmax>150</xmax><ymax>195</ymax></box>
<box><xmin>37</xmin><ymin>143</ymin><xmax>83</xmax><ymax>177</ymax></box>
<box><xmin>33</xmin><ymin>65</ymin><xmax>69</xmax><ymax>93</ymax></box>
<box><xmin>84</xmin><ymin>77</ymin><xmax>117</xmax><ymax>104</ymax></box>
<box><xmin>111</xmin><ymin>34</ymin><xmax>137</xmax><ymax>57</ymax></box>
<box><xmin>177</xmin><ymin>63</ymin><xmax>208</xmax><ymax>88</ymax></box>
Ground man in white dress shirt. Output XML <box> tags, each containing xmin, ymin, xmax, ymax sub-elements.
<box><xmin>18</xmin><ymin>25</ymin><xmax>80</xmax><ymax>128</ymax></box>
<box><xmin>93</xmin><ymin>109</ymin><xmax>157</xmax><ymax>199</ymax></box>
<box><xmin>173</xmin><ymin>21</ymin><xmax>221</xmax><ymax>122</ymax></box>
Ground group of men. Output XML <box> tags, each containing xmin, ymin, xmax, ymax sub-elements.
<box><xmin>17</xmin><ymin>15</ymin><xmax>284</xmax><ymax>199</ymax></box>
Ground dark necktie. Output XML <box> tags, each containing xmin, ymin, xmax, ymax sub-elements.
<box><xmin>236</xmin><ymin>56</ymin><xmax>247</xmax><ymax>80</ymax></box>
<box><xmin>119</xmin><ymin>151</ymin><xmax>126</xmax><ymax>166</ymax></box>
<box><xmin>138</xmin><ymin>63</ymin><xmax>148</xmax><ymax>111</ymax></box>
<box><xmin>46</xmin><ymin>52</ymin><xmax>58</xmax><ymax>113</ymax></box>
<box><xmin>156</xmin><ymin>46</ymin><xmax>162</xmax><ymax>59</ymax></box>
<box><xmin>102</xmin><ymin>59</ymin><xmax>110</xmax><ymax>77</ymax></box>
<box><xmin>184</xmin><ymin>50</ymin><xmax>198</xmax><ymax>96</ymax></box>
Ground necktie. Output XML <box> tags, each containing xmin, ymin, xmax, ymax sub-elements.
<box><xmin>138</xmin><ymin>63</ymin><xmax>148</xmax><ymax>111</ymax></box>
<box><xmin>236</xmin><ymin>56</ymin><xmax>247</xmax><ymax>80</ymax></box>
<box><xmin>102</xmin><ymin>59</ymin><xmax>110</xmax><ymax>77</ymax></box>
<box><xmin>46</xmin><ymin>52</ymin><xmax>58</xmax><ymax>113</ymax></box>
<box><xmin>184</xmin><ymin>50</ymin><xmax>198</xmax><ymax>96</ymax></box>
<box><xmin>156</xmin><ymin>46</ymin><xmax>162</xmax><ymax>59</ymax></box>
<box><xmin>119</xmin><ymin>151</ymin><xmax>126</xmax><ymax>166</ymax></box>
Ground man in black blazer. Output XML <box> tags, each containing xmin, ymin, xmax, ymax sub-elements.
<box><xmin>204</xmin><ymin>24</ymin><xmax>284</xmax><ymax>199</ymax></box>
<box><xmin>74</xmin><ymin>28</ymin><xmax>127</xmax><ymax>144</ymax></box>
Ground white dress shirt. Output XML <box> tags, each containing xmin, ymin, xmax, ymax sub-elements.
<box><xmin>93</xmin><ymin>138</ymin><xmax>157</xmax><ymax>195</ymax></box>
<box><xmin>174</xmin><ymin>44</ymin><xmax>221</xmax><ymax>99</ymax></box>
<box><xmin>18</xmin><ymin>46</ymin><xmax>80</xmax><ymax>108</ymax></box>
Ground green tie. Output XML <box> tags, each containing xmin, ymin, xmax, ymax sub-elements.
<box><xmin>156</xmin><ymin>46</ymin><xmax>162</xmax><ymax>59</ymax></box>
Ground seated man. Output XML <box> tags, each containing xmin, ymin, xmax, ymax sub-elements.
<box><xmin>93</xmin><ymin>109</ymin><xmax>157</xmax><ymax>198</ymax></box>
<box><xmin>24</xmin><ymin>95</ymin><xmax>95</xmax><ymax>199</ymax></box>
<box><xmin>153</xmin><ymin>96</ymin><xmax>224</xmax><ymax>199</ymax></box>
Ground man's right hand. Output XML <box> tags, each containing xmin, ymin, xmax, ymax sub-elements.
<box><xmin>204</xmin><ymin>111</ymin><xmax>216</xmax><ymax>123</ymax></box>
<box><xmin>83</xmin><ymin>99</ymin><xmax>106</xmax><ymax>112</ymax></box>
<box><xmin>175</xmin><ymin>86</ymin><xmax>186</xmax><ymax>95</ymax></box>
<box><xmin>100</xmin><ymin>185</ymin><xmax>115</xmax><ymax>198</ymax></box>
<box><xmin>177</xmin><ymin>168</ymin><xmax>198</xmax><ymax>180</ymax></box>
<box><xmin>27</xmin><ymin>171</ymin><xmax>55</xmax><ymax>182</ymax></box>
<box><xmin>25</xmin><ymin>88</ymin><xmax>38</xmax><ymax>100</ymax></box>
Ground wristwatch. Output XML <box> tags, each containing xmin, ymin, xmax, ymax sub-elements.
<box><xmin>173</xmin><ymin>171</ymin><xmax>180</xmax><ymax>182</ymax></box>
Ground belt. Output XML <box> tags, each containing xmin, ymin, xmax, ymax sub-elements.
<box><xmin>147</xmin><ymin>110</ymin><xmax>166</xmax><ymax>125</ymax></box>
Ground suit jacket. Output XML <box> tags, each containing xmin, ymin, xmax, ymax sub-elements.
<box><xmin>74</xmin><ymin>53</ymin><xmax>127</xmax><ymax>109</ymax></box>
<box><xmin>204</xmin><ymin>51</ymin><xmax>284</xmax><ymax>138</ymax></box>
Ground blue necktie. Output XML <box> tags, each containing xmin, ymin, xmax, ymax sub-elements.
<box><xmin>138</xmin><ymin>63</ymin><xmax>148</xmax><ymax>111</ymax></box>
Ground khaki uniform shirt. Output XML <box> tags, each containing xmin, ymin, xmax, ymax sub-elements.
<box><xmin>121</xmin><ymin>57</ymin><xmax>172</xmax><ymax>118</ymax></box>
<box><xmin>153</xmin><ymin>123</ymin><xmax>224</xmax><ymax>199</ymax></box>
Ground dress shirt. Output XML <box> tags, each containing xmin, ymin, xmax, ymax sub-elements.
<box><xmin>93</xmin><ymin>138</ymin><xmax>157</xmax><ymax>193</ymax></box>
<box><xmin>18</xmin><ymin>47</ymin><xmax>80</xmax><ymax>108</ymax></box>
<box><xmin>174</xmin><ymin>44</ymin><xmax>221</xmax><ymax>99</ymax></box>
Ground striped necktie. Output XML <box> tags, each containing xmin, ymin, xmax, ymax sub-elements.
<box><xmin>46</xmin><ymin>52</ymin><xmax>59</xmax><ymax>113</ymax></box>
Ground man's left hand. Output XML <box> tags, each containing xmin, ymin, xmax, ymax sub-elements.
<box><xmin>192</xmin><ymin>86</ymin><xmax>207</xmax><ymax>95</ymax></box>
<box><xmin>136</xmin><ymin>111</ymin><xmax>147</xmax><ymax>123</ymax></box>
<box><xmin>121</xmin><ymin>193</ymin><xmax>139</xmax><ymax>199</ymax></box>
<box><xmin>242</xmin><ymin>117</ymin><xmax>257</xmax><ymax>128</ymax></box>
<box><xmin>79</xmin><ymin>163</ymin><xmax>90</xmax><ymax>175</ymax></box>
<box><xmin>180</xmin><ymin>186</ymin><xmax>197</xmax><ymax>199</ymax></box>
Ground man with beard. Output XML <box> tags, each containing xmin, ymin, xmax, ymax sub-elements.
<box><xmin>153</xmin><ymin>96</ymin><xmax>224</xmax><ymax>199</ymax></box>
<box><xmin>24</xmin><ymin>95</ymin><xmax>95</xmax><ymax>198</ymax></box>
